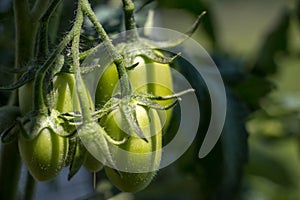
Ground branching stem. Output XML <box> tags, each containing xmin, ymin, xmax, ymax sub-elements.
<box><xmin>81</xmin><ymin>0</ymin><xmax>132</xmax><ymax>98</ymax></box>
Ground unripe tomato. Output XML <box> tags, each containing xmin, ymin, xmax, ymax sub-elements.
<box><xmin>54</xmin><ymin>73</ymin><xmax>104</xmax><ymax>172</ymax></box>
<box><xmin>18</xmin><ymin>72</ymin><xmax>79</xmax><ymax>181</ymax></box>
<box><xmin>83</xmin><ymin>152</ymin><xmax>103</xmax><ymax>172</ymax></box>
<box><xmin>53</xmin><ymin>73</ymin><xmax>80</xmax><ymax>113</ymax></box>
<box><xmin>18</xmin><ymin>82</ymin><xmax>34</xmax><ymax>115</ymax></box>
<box><xmin>96</xmin><ymin>55</ymin><xmax>173</xmax><ymax>131</ymax></box>
<box><xmin>101</xmin><ymin>105</ymin><xmax>162</xmax><ymax>192</ymax></box>
<box><xmin>18</xmin><ymin>128</ymin><xmax>68</xmax><ymax>181</ymax></box>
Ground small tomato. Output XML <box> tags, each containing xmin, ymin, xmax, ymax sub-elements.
<box><xmin>101</xmin><ymin>105</ymin><xmax>162</xmax><ymax>192</ymax></box>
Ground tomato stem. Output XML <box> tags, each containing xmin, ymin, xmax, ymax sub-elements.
<box><xmin>24</xmin><ymin>172</ymin><xmax>36</xmax><ymax>200</ymax></box>
<box><xmin>36</xmin><ymin>0</ymin><xmax>63</xmax><ymax>60</ymax></box>
<box><xmin>71</xmin><ymin>1</ymin><xmax>94</xmax><ymax>122</ymax></box>
<box><xmin>31</xmin><ymin>0</ymin><xmax>51</xmax><ymax>20</ymax></box>
<box><xmin>33</xmin><ymin>30</ymin><xmax>74</xmax><ymax>112</ymax></box>
<box><xmin>13</xmin><ymin>0</ymin><xmax>37</xmax><ymax>67</ymax></box>
<box><xmin>81</xmin><ymin>0</ymin><xmax>132</xmax><ymax>98</ymax></box>
<box><xmin>0</xmin><ymin>140</ymin><xmax>22</xmax><ymax>200</ymax></box>
<box><xmin>122</xmin><ymin>0</ymin><xmax>139</xmax><ymax>41</ymax></box>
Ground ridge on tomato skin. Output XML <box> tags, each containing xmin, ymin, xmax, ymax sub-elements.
<box><xmin>101</xmin><ymin>105</ymin><xmax>162</xmax><ymax>192</ymax></box>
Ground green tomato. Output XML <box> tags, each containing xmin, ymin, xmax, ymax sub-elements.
<box><xmin>18</xmin><ymin>82</ymin><xmax>34</xmax><ymax>115</ymax></box>
<box><xmin>95</xmin><ymin>55</ymin><xmax>173</xmax><ymax>131</ymax></box>
<box><xmin>83</xmin><ymin>152</ymin><xmax>103</xmax><ymax>172</ymax></box>
<box><xmin>102</xmin><ymin>105</ymin><xmax>162</xmax><ymax>192</ymax></box>
<box><xmin>18</xmin><ymin>128</ymin><xmax>68</xmax><ymax>181</ymax></box>
<box><xmin>54</xmin><ymin>73</ymin><xmax>103</xmax><ymax>171</ymax></box>
<box><xmin>18</xmin><ymin>73</ymin><xmax>78</xmax><ymax>181</ymax></box>
<box><xmin>52</xmin><ymin>72</ymin><xmax>82</xmax><ymax>113</ymax></box>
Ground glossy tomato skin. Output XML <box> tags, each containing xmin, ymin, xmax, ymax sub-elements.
<box><xmin>101</xmin><ymin>106</ymin><xmax>162</xmax><ymax>192</ymax></box>
<box><xmin>18</xmin><ymin>128</ymin><xmax>68</xmax><ymax>181</ymax></box>
<box><xmin>95</xmin><ymin>55</ymin><xmax>173</xmax><ymax>131</ymax></box>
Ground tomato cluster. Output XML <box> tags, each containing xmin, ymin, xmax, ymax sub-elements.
<box><xmin>0</xmin><ymin>0</ymin><xmax>198</xmax><ymax>193</ymax></box>
<box><xmin>14</xmin><ymin>46</ymin><xmax>174</xmax><ymax>192</ymax></box>
<box><xmin>93</xmin><ymin>48</ymin><xmax>174</xmax><ymax>191</ymax></box>
<box><xmin>96</xmin><ymin>55</ymin><xmax>174</xmax><ymax>130</ymax></box>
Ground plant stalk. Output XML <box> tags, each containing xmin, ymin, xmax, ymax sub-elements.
<box><xmin>71</xmin><ymin>0</ymin><xmax>94</xmax><ymax>122</ymax></box>
<box><xmin>37</xmin><ymin>0</ymin><xmax>63</xmax><ymax>59</ymax></box>
<box><xmin>33</xmin><ymin>29</ymin><xmax>74</xmax><ymax>112</ymax></box>
<box><xmin>24</xmin><ymin>172</ymin><xmax>36</xmax><ymax>200</ymax></box>
<box><xmin>0</xmin><ymin>140</ymin><xmax>22</xmax><ymax>200</ymax></box>
<box><xmin>122</xmin><ymin>0</ymin><xmax>139</xmax><ymax>41</ymax></box>
<box><xmin>81</xmin><ymin>0</ymin><xmax>132</xmax><ymax>98</ymax></box>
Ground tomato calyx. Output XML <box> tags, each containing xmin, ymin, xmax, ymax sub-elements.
<box><xmin>142</xmin><ymin>11</ymin><xmax>207</xmax><ymax>49</ymax></box>
<box><xmin>117</xmin><ymin>41</ymin><xmax>179</xmax><ymax>69</ymax></box>
<box><xmin>60</xmin><ymin>89</ymin><xmax>193</xmax><ymax>143</ymax></box>
<box><xmin>17</xmin><ymin>109</ymin><xmax>70</xmax><ymax>140</ymax></box>
<box><xmin>77</xmin><ymin>121</ymin><xmax>121</xmax><ymax>173</ymax></box>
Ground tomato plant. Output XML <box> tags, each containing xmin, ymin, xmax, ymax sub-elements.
<box><xmin>0</xmin><ymin>0</ymin><xmax>196</xmax><ymax>198</ymax></box>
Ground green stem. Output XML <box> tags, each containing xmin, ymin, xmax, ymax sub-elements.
<box><xmin>0</xmin><ymin>140</ymin><xmax>22</xmax><ymax>200</ymax></box>
<box><xmin>48</xmin><ymin>1</ymin><xmax>64</xmax><ymax>43</ymax></box>
<box><xmin>14</xmin><ymin>0</ymin><xmax>37</xmax><ymax>67</ymax></box>
<box><xmin>81</xmin><ymin>0</ymin><xmax>132</xmax><ymax>97</ymax></box>
<box><xmin>37</xmin><ymin>0</ymin><xmax>63</xmax><ymax>59</ymax></box>
<box><xmin>71</xmin><ymin>1</ymin><xmax>94</xmax><ymax>123</ymax></box>
<box><xmin>122</xmin><ymin>0</ymin><xmax>139</xmax><ymax>41</ymax></box>
<box><xmin>33</xmin><ymin>30</ymin><xmax>74</xmax><ymax>112</ymax></box>
<box><xmin>31</xmin><ymin>0</ymin><xmax>50</xmax><ymax>20</ymax></box>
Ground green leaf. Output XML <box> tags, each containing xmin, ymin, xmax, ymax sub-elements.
<box><xmin>68</xmin><ymin>137</ymin><xmax>87</xmax><ymax>180</ymax></box>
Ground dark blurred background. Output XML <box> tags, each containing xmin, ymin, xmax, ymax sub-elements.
<box><xmin>1</xmin><ymin>0</ymin><xmax>300</xmax><ymax>199</ymax></box>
